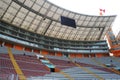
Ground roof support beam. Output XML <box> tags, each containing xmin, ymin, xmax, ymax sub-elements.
<box><xmin>1</xmin><ymin>0</ymin><xmax>13</xmax><ymax>19</ymax></box>
<box><xmin>10</xmin><ymin>0</ymin><xmax>26</xmax><ymax>23</ymax></box>
<box><xmin>27</xmin><ymin>0</ymin><xmax>46</xmax><ymax>30</ymax></box>
<box><xmin>98</xmin><ymin>27</ymin><xmax>105</xmax><ymax>40</ymax></box>
<box><xmin>43</xmin><ymin>20</ymin><xmax>53</xmax><ymax>35</ymax></box>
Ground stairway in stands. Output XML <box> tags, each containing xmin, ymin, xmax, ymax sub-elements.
<box><xmin>7</xmin><ymin>47</ymin><xmax>26</xmax><ymax>80</ymax></box>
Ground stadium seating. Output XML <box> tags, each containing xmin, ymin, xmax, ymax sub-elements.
<box><xmin>0</xmin><ymin>47</ymin><xmax>120</xmax><ymax>80</ymax></box>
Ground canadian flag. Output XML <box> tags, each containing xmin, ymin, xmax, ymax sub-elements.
<box><xmin>99</xmin><ymin>9</ymin><xmax>105</xmax><ymax>16</ymax></box>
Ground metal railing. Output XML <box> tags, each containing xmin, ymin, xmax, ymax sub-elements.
<box><xmin>0</xmin><ymin>73</ymin><xmax>19</xmax><ymax>80</ymax></box>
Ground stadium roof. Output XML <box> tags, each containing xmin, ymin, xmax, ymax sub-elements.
<box><xmin>0</xmin><ymin>0</ymin><xmax>116</xmax><ymax>41</ymax></box>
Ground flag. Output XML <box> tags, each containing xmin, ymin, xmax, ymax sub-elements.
<box><xmin>99</xmin><ymin>9</ymin><xmax>105</xmax><ymax>16</ymax></box>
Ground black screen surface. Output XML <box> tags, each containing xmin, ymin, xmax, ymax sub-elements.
<box><xmin>61</xmin><ymin>16</ymin><xmax>76</xmax><ymax>28</ymax></box>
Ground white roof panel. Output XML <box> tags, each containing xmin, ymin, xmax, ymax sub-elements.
<box><xmin>0</xmin><ymin>0</ymin><xmax>116</xmax><ymax>41</ymax></box>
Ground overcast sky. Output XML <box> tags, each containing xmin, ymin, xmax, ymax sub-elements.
<box><xmin>48</xmin><ymin>0</ymin><xmax>120</xmax><ymax>36</ymax></box>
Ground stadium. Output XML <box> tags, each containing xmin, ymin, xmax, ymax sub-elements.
<box><xmin>0</xmin><ymin>0</ymin><xmax>120</xmax><ymax>80</ymax></box>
